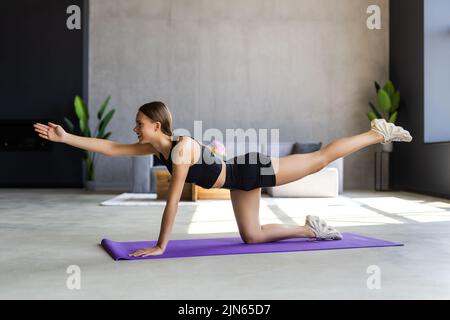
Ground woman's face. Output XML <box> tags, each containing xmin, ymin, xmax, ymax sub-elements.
<box><xmin>133</xmin><ymin>111</ymin><xmax>156</xmax><ymax>143</ymax></box>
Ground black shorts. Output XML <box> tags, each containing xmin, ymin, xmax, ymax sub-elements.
<box><xmin>222</xmin><ymin>152</ymin><xmax>277</xmax><ymax>191</ymax></box>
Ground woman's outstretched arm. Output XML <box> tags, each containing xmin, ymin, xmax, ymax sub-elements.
<box><xmin>33</xmin><ymin>121</ymin><xmax>156</xmax><ymax>156</ymax></box>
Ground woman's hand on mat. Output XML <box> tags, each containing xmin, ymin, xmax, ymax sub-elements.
<box><xmin>33</xmin><ymin>122</ymin><xmax>67</xmax><ymax>143</ymax></box>
<box><xmin>128</xmin><ymin>245</ymin><xmax>165</xmax><ymax>257</ymax></box>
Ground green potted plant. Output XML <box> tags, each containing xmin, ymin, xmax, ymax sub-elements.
<box><xmin>64</xmin><ymin>95</ymin><xmax>115</xmax><ymax>190</ymax></box>
<box><xmin>367</xmin><ymin>80</ymin><xmax>401</xmax><ymax>152</ymax></box>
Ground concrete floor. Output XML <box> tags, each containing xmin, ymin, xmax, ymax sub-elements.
<box><xmin>1</xmin><ymin>188</ymin><xmax>450</xmax><ymax>300</ymax></box>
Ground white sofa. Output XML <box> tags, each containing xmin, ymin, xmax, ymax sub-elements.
<box><xmin>132</xmin><ymin>141</ymin><xmax>343</xmax><ymax>196</ymax></box>
<box><xmin>266</xmin><ymin>167</ymin><xmax>339</xmax><ymax>197</ymax></box>
<box><xmin>259</xmin><ymin>142</ymin><xmax>343</xmax><ymax>197</ymax></box>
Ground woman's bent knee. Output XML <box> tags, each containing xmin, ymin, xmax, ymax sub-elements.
<box><xmin>241</xmin><ymin>232</ymin><xmax>263</xmax><ymax>244</ymax></box>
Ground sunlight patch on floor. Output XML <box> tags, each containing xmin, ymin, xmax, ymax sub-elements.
<box><xmin>187</xmin><ymin>199</ymin><xmax>283</xmax><ymax>234</ymax></box>
<box><xmin>354</xmin><ymin>197</ymin><xmax>447</xmax><ymax>214</ymax></box>
<box><xmin>397</xmin><ymin>211</ymin><xmax>450</xmax><ymax>223</ymax></box>
<box><xmin>186</xmin><ymin>195</ymin><xmax>450</xmax><ymax>234</ymax></box>
<box><xmin>268</xmin><ymin>196</ymin><xmax>360</xmax><ymax>218</ymax></box>
<box><xmin>422</xmin><ymin>201</ymin><xmax>450</xmax><ymax>209</ymax></box>
<box><xmin>294</xmin><ymin>210</ymin><xmax>402</xmax><ymax>227</ymax></box>
<box><xmin>270</xmin><ymin>197</ymin><xmax>403</xmax><ymax>227</ymax></box>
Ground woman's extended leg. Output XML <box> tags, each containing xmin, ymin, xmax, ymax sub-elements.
<box><xmin>230</xmin><ymin>188</ymin><xmax>316</xmax><ymax>244</ymax></box>
<box><xmin>272</xmin><ymin>130</ymin><xmax>384</xmax><ymax>186</ymax></box>
<box><xmin>229</xmin><ymin>130</ymin><xmax>385</xmax><ymax>244</ymax></box>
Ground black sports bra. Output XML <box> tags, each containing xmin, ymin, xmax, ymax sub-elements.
<box><xmin>157</xmin><ymin>136</ymin><xmax>223</xmax><ymax>189</ymax></box>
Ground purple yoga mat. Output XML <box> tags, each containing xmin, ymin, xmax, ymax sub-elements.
<box><xmin>101</xmin><ymin>233</ymin><xmax>403</xmax><ymax>260</ymax></box>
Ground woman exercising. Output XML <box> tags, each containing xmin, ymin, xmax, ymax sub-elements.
<box><xmin>33</xmin><ymin>101</ymin><xmax>412</xmax><ymax>257</ymax></box>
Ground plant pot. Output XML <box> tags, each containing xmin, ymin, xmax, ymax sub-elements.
<box><xmin>84</xmin><ymin>180</ymin><xmax>96</xmax><ymax>191</ymax></box>
<box><xmin>381</xmin><ymin>142</ymin><xmax>393</xmax><ymax>153</ymax></box>
<box><xmin>374</xmin><ymin>151</ymin><xmax>391</xmax><ymax>191</ymax></box>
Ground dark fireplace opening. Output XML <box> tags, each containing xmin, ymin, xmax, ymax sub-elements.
<box><xmin>0</xmin><ymin>120</ymin><xmax>52</xmax><ymax>151</ymax></box>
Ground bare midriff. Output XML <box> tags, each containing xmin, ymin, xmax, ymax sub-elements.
<box><xmin>210</xmin><ymin>161</ymin><xmax>226</xmax><ymax>189</ymax></box>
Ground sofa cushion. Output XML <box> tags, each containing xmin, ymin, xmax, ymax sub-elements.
<box><xmin>131</xmin><ymin>155</ymin><xmax>152</xmax><ymax>193</ymax></box>
<box><xmin>292</xmin><ymin>142</ymin><xmax>322</xmax><ymax>154</ymax></box>
<box><xmin>261</xmin><ymin>142</ymin><xmax>296</xmax><ymax>157</ymax></box>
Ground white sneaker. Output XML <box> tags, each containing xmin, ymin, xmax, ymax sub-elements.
<box><xmin>305</xmin><ymin>215</ymin><xmax>343</xmax><ymax>240</ymax></box>
<box><xmin>370</xmin><ymin>118</ymin><xmax>413</xmax><ymax>144</ymax></box>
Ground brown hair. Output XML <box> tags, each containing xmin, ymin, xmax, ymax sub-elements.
<box><xmin>138</xmin><ymin>101</ymin><xmax>173</xmax><ymax>136</ymax></box>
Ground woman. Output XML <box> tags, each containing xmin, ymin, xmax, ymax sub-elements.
<box><xmin>33</xmin><ymin>101</ymin><xmax>412</xmax><ymax>257</ymax></box>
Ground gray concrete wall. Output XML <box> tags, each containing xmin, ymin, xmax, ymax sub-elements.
<box><xmin>88</xmin><ymin>0</ymin><xmax>389</xmax><ymax>190</ymax></box>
